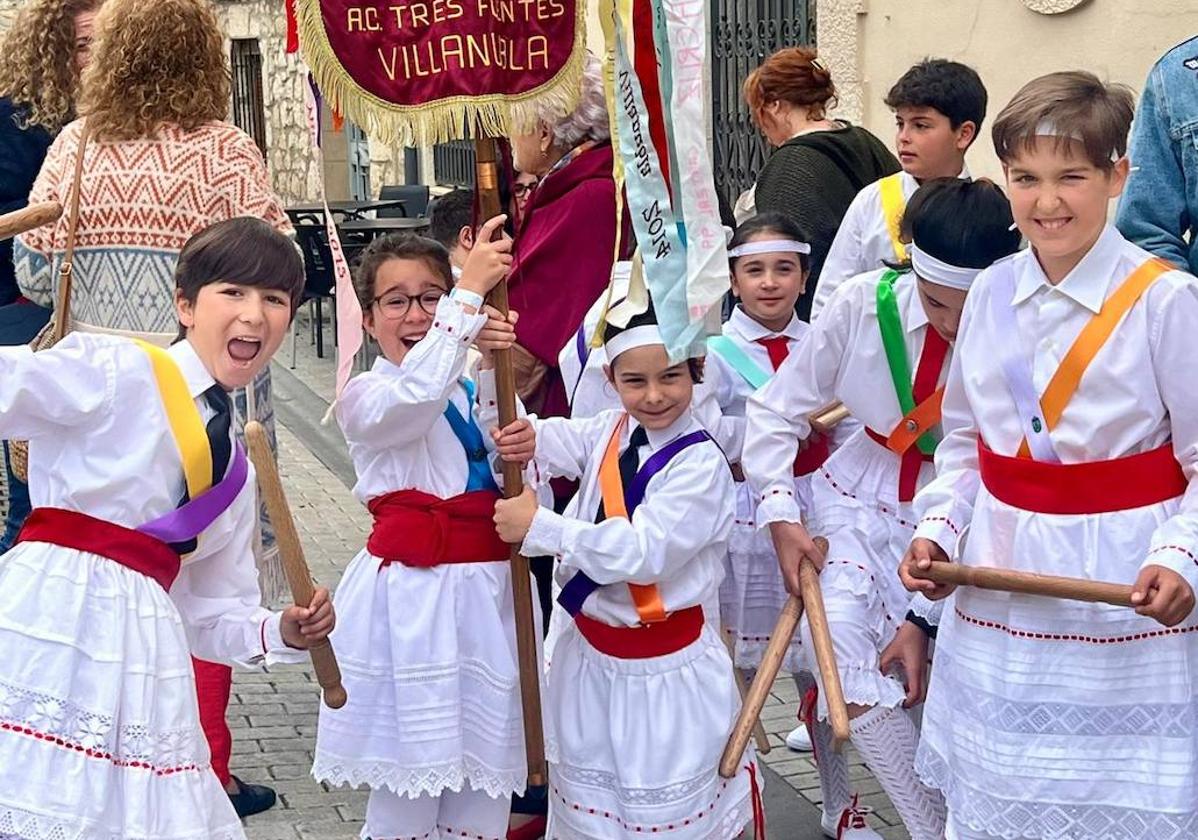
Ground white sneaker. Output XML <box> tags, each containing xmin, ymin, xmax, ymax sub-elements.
<box><xmin>820</xmin><ymin>797</ymin><xmax>883</xmax><ymax>840</ymax></box>
<box><xmin>784</xmin><ymin>724</ymin><xmax>813</xmax><ymax>752</ymax></box>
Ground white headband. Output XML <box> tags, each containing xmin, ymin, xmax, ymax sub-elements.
<box><xmin>728</xmin><ymin>239</ymin><xmax>811</xmax><ymax>259</ymax></box>
<box><xmin>605</xmin><ymin>324</ymin><xmax>664</xmax><ymax>361</ymax></box>
<box><xmin>908</xmin><ymin>242</ymin><xmax>982</xmax><ymax>291</ymax></box>
<box><xmin>1035</xmin><ymin>119</ymin><xmax>1121</xmax><ymax>163</ymax></box>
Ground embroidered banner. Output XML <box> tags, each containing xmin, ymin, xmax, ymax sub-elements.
<box><xmin>293</xmin><ymin>0</ymin><xmax>587</xmax><ymax>144</ymax></box>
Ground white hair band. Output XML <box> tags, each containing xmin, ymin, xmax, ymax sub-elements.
<box><xmin>605</xmin><ymin>324</ymin><xmax>664</xmax><ymax>361</ymax></box>
<box><xmin>728</xmin><ymin>239</ymin><xmax>811</xmax><ymax>258</ymax></box>
<box><xmin>1035</xmin><ymin>119</ymin><xmax>1121</xmax><ymax>162</ymax></box>
<box><xmin>908</xmin><ymin>242</ymin><xmax>982</xmax><ymax>291</ymax></box>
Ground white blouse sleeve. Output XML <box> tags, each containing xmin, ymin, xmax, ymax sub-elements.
<box><xmin>811</xmin><ymin>190</ymin><xmax>868</xmax><ymax>321</ymax></box>
<box><xmin>911</xmin><ymin>294</ymin><xmax>983</xmax><ymax>559</ymax></box>
<box><xmin>692</xmin><ymin>361</ymin><xmax>743</xmax><ymax>463</ymax></box>
<box><xmin>527</xmin><ymin>412</ymin><xmax>615</xmax><ymax>483</ymax></box>
<box><xmin>743</xmin><ymin>284</ymin><xmax>855</xmax><ymax>527</ymax></box>
<box><xmin>0</xmin><ymin>336</ymin><xmax>116</xmax><ymax>440</ymax></box>
<box><xmin>1143</xmin><ymin>277</ymin><xmax>1198</xmax><ymax>591</ymax></box>
<box><xmin>521</xmin><ymin>443</ymin><xmax>735</xmax><ymax>585</ymax></box>
<box><xmin>170</xmin><ymin>475</ymin><xmax>306</xmax><ymax>669</ymax></box>
<box><xmin>336</xmin><ymin>296</ymin><xmax>486</xmax><ymax>449</ymax></box>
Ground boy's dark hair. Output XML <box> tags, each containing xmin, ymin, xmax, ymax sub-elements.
<box><xmin>885</xmin><ymin>58</ymin><xmax>988</xmax><ymax>142</ymax></box>
<box><xmin>427</xmin><ymin>189</ymin><xmax>474</xmax><ymax>251</ymax></box>
<box><xmin>901</xmin><ymin>178</ymin><xmax>1021</xmax><ymax>270</ymax></box>
<box><xmin>729</xmin><ymin>211</ymin><xmax>812</xmax><ymax>273</ymax></box>
<box><xmin>992</xmin><ymin>71</ymin><xmax>1134</xmax><ymax>171</ymax></box>
<box><xmin>175</xmin><ymin>217</ymin><xmax>304</xmax><ymax>314</ymax></box>
<box><xmin>353</xmin><ymin>233</ymin><xmax>453</xmax><ymax>311</ymax></box>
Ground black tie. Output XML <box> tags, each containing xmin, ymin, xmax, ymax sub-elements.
<box><xmin>170</xmin><ymin>385</ymin><xmax>234</xmax><ymax>555</ymax></box>
<box><xmin>203</xmin><ymin>385</ymin><xmax>233</xmax><ymax>485</ymax></box>
<box><xmin>595</xmin><ymin>425</ymin><xmax>648</xmax><ymax>523</ymax></box>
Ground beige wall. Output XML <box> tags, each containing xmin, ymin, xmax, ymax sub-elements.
<box><xmin>818</xmin><ymin>0</ymin><xmax>1198</xmax><ymax>183</ymax></box>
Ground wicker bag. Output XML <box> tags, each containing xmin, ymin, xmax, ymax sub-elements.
<box><xmin>10</xmin><ymin>122</ymin><xmax>91</xmax><ymax>483</ymax></box>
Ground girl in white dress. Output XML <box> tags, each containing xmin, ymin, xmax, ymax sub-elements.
<box><xmin>0</xmin><ymin>217</ymin><xmax>334</xmax><ymax>840</ymax></box>
<box><xmin>743</xmin><ymin>180</ymin><xmax>1021</xmax><ymax>840</ymax></box>
<box><xmin>706</xmin><ymin>211</ymin><xmax>873</xmax><ymax>839</ymax></box>
<box><xmin>494</xmin><ymin>304</ymin><xmax>758</xmax><ymax>840</ymax></box>
<box><xmin>312</xmin><ymin>220</ymin><xmax>535</xmax><ymax>840</ymax></box>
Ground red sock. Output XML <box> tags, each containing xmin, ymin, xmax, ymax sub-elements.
<box><xmin>193</xmin><ymin>657</ymin><xmax>234</xmax><ymax>787</ymax></box>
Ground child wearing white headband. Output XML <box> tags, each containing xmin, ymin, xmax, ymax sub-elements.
<box><xmin>741</xmin><ymin>179</ymin><xmax>1021</xmax><ymax>840</ymax></box>
<box><xmin>706</xmin><ymin>212</ymin><xmax>874</xmax><ymax>837</ymax></box>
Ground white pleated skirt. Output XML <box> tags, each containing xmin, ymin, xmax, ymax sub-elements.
<box><xmin>917</xmin><ymin>485</ymin><xmax>1198</xmax><ymax>840</ymax></box>
<box><xmin>312</xmin><ymin>548</ymin><xmax>528</xmax><ymax>799</ymax></box>
<box><xmin>0</xmin><ymin>541</ymin><xmax>244</xmax><ymax>840</ymax></box>
<box><xmin>545</xmin><ymin>619</ymin><xmax>756</xmax><ymax>840</ymax></box>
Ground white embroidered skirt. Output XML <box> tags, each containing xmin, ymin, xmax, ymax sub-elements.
<box><xmin>0</xmin><ymin>542</ymin><xmax>244</xmax><ymax>840</ymax></box>
<box><xmin>545</xmin><ymin>620</ymin><xmax>756</xmax><ymax>840</ymax></box>
<box><xmin>719</xmin><ymin>477</ymin><xmax>811</xmax><ymax>672</ymax></box>
<box><xmin>804</xmin><ymin>431</ymin><xmax>925</xmax><ymax>714</ymax></box>
<box><xmin>917</xmin><ymin>488</ymin><xmax>1198</xmax><ymax>840</ymax></box>
<box><xmin>312</xmin><ymin>549</ymin><xmax>528</xmax><ymax>799</ymax></box>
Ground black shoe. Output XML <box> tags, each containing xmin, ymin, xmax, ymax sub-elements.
<box><xmin>228</xmin><ymin>775</ymin><xmax>277</xmax><ymax>818</ymax></box>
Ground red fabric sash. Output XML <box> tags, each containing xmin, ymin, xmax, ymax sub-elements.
<box><xmin>865</xmin><ymin>427</ymin><xmax>934</xmax><ymax>501</ymax></box>
<box><xmin>16</xmin><ymin>507</ymin><xmax>181</xmax><ymax>591</ymax></box>
<box><xmin>978</xmin><ymin>440</ymin><xmax>1187</xmax><ymax>515</ymax></box>
<box><xmin>368</xmin><ymin>489</ymin><xmax>509</xmax><ymax>569</ymax></box>
<box><xmin>573</xmin><ymin>605</ymin><xmax>704</xmax><ymax>659</ymax></box>
<box><xmin>793</xmin><ymin>433</ymin><xmax>831</xmax><ymax>477</ymax></box>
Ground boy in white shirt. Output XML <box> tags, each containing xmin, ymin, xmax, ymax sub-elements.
<box><xmin>904</xmin><ymin>71</ymin><xmax>1198</xmax><ymax>840</ymax></box>
<box><xmin>813</xmin><ymin>59</ymin><xmax>987</xmax><ymax>319</ymax></box>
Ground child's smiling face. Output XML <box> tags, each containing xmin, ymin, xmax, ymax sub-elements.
<box><xmin>176</xmin><ymin>282</ymin><xmax>291</xmax><ymax>390</ymax></box>
<box><xmin>364</xmin><ymin>257</ymin><xmax>450</xmax><ymax>366</ymax></box>
<box><xmin>605</xmin><ymin>344</ymin><xmax>693</xmax><ymax>432</ymax></box>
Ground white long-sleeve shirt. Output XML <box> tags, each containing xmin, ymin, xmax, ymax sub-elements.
<box><xmin>0</xmin><ymin>334</ymin><xmax>303</xmax><ymax>668</ymax></box>
<box><xmin>521</xmin><ymin>409</ymin><xmax>734</xmax><ymax>627</ymax></box>
<box><xmin>913</xmin><ymin>226</ymin><xmax>1198</xmax><ymax>588</ymax></box>
<box><xmin>743</xmin><ymin>269</ymin><xmax>948</xmax><ymax>527</ymax></box>
<box><xmin>337</xmin><ymin>295</ymin><xmax>490</xmax><ymax>503</ymax></box>
<box><xmin>813</xmin><ymin>167</ymin><xmax>970</xmax><ymax>320</ymax></box>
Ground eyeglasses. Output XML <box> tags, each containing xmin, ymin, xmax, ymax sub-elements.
<box><xmin>372</xmin><ymin>289</ymin><xmax>445</xmax><ymax>320</ymax></box>
<box><xmin>512</xmin><ymin>180</ymin><xmax>539</xmax><ymax>198</ymax></box>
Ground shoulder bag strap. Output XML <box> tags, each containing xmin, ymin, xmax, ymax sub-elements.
<box><xmin>50</xmin><ymin>120</ymin><xmax>91</xmax><ymax>344</ymax></box>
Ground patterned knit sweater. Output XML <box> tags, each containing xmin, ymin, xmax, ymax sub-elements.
<box><xmin>15</xmin><ymin>119</ymin><xmax>294</xmax><ymax>335</ymax></box>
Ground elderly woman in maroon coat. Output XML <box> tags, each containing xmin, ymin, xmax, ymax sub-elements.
<box><xmin>506</xmin><ymin>54</ymin><xmax>628</xmax><ymax>419</ymax></box>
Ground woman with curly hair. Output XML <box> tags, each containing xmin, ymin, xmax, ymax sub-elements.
<box><xmin>12</xmin><ymin>0</ymin><xmax>293</xmax><ymax>822</ymax></box>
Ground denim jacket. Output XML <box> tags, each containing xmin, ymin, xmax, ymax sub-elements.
<box><xmin>1116</xmin><ymin>36</ymin><xmax>1198</xmax><ymax>275</ymax></box>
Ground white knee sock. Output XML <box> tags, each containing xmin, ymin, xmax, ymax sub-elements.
<box><xmin>794</xmin><ymin>671</ymin><xmax>852</xmax><ymax>820</ymax></box>
<box><xmin>849</xmin><ymin>705</ymin><xmax>946</xmax><ymax>840</ymax></box>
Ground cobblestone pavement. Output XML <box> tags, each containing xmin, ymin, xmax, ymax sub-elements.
<box><xmin>235</xmin><ymin>325</ymin><xmax>911</xmax><ymax>839</ymax></box>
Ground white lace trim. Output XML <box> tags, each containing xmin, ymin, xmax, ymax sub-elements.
<box><xmin>554</xmin><ymin>763</ymin><xmax>717</xmax><ymax>806</ymax></box>
<box><xmin>312</xmin><ymin>753</ymin><xmax>526</xmax><ymax>799</ymax></box>
<box><xmin>0</xmin><ymin>678</ymin><xmax>207</xmax><ymax>769</ymax></box>
<box><xmin>918</xmin><ymin>746</ymin><xmax>1198</xmax><ymax>840</ymax></box>
<box><xmin>0</xmin><ymin>802</ymin><xmax>243</xmax><ymax>840</ymax></box>
<box><xmin>547</xmin><ymin>779</ymin><xmax>753</xmax><ymax>839</ymax></box>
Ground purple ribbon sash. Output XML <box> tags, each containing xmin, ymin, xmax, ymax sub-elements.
<box><xmin>558</xmin><ymin>429</ymin><xmax>711</xmax><ymax>616</ymax></box>
<box><xmin>137</xmin><ymin>444</ymin><xmax>249</xmax><ymax>545</ymax></box>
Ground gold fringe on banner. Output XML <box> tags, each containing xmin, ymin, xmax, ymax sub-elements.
<box><xmin>294</xmin><ymin>0</ymin><xmax>588</xmax><ymax>146</ymax></box>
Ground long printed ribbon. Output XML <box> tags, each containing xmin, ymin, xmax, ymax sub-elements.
<box><xmin>876</xmin><ymin>272</ymin><xmax>938</xmax><ymax>456</ymax></box>
<box><xmin>303</xmin><ymin>74</ymin><xmax>364</xmax><ymax>411</ymax></box>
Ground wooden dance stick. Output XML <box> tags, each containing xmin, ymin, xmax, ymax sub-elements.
<box><xmin>0</xmin><ymin>201</ymin><xmax>61</xmax><ymax>241</ymax></box>
<box><xmin>809</xmin><ymin>401</ymin><xmax>850</xmax><ymax>435</ymax></box>
<box><xmin>911</xmin><ymin>562</ymin><xmax>1136</xmax><ymax>608</ymax></box>
<box><xmin>722</xmin><ymin>627</ymin><xmax>771</xmax><ymax>755</ymax></box>
<box><xmin>720</xmin><ymin>537</ymin><xmax>850</xmax><ymax>778</ymax></box>
<box><xmin>244</xmin><ymin>421</ymin><xmax>347</xmax><ymax>710</ymax></box>
<box><xmin>473</xmin><ymin>137</ymin><xmax>547</xmax><ymax>787</ymax></box>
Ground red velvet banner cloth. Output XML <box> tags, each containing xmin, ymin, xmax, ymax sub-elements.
<box><xmin>313</xmin><ymin>0</ymin><xmax>580</xmax><ymax>106</ymax></box>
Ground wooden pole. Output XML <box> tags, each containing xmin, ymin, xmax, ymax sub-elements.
<box><xmin>472</xmin><ymin>136</ymin><xmax>547</xmax><ymax>787</ymax></box>
<box><xmin>809</xmin><ymin>401</ymin><xmax>850</xmax><ymax>436</ymax></box>
<box><xmin>912</xmin><ymin>562</ymin><xmax>1136</xmax><ymax>608</ymax></box>
<box><xmin>722</xmin><ymin>627</ymin><xmax>771</xmax><ymax>755</ymax></box>
<box><xmin>720</xmin><ymin>537</ymin><xmax>850</xmax><ymax>778</ymax></box>
<box><xmin>244</xmin><ymin>421</ymin><xmax>347</xmax><ymax>710</ymax></box>
<box><xmin>0</xmin><ymin>201</ymin><xmax>61</xmax><ymax>242</ymax></box>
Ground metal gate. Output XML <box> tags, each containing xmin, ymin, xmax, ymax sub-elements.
<box><xmin>230</xmin><ymin>39</ymin><xmax>267</xmax><ymax>157</ymax></box>
<box><xmin>709</xmin><ymin>0</ymin><xmax>815</xmax><ymax>205</ymax></box>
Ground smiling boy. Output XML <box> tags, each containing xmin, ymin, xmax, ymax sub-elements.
<box><xmin>903</xmin><ymin>72</ymin><xmax>1198</xmax><ymax>840</ymax></box>
<box><xmin>813</xmin><ymin>59</ymin><xmax>987</xmax><ymax>319</ymax></box>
